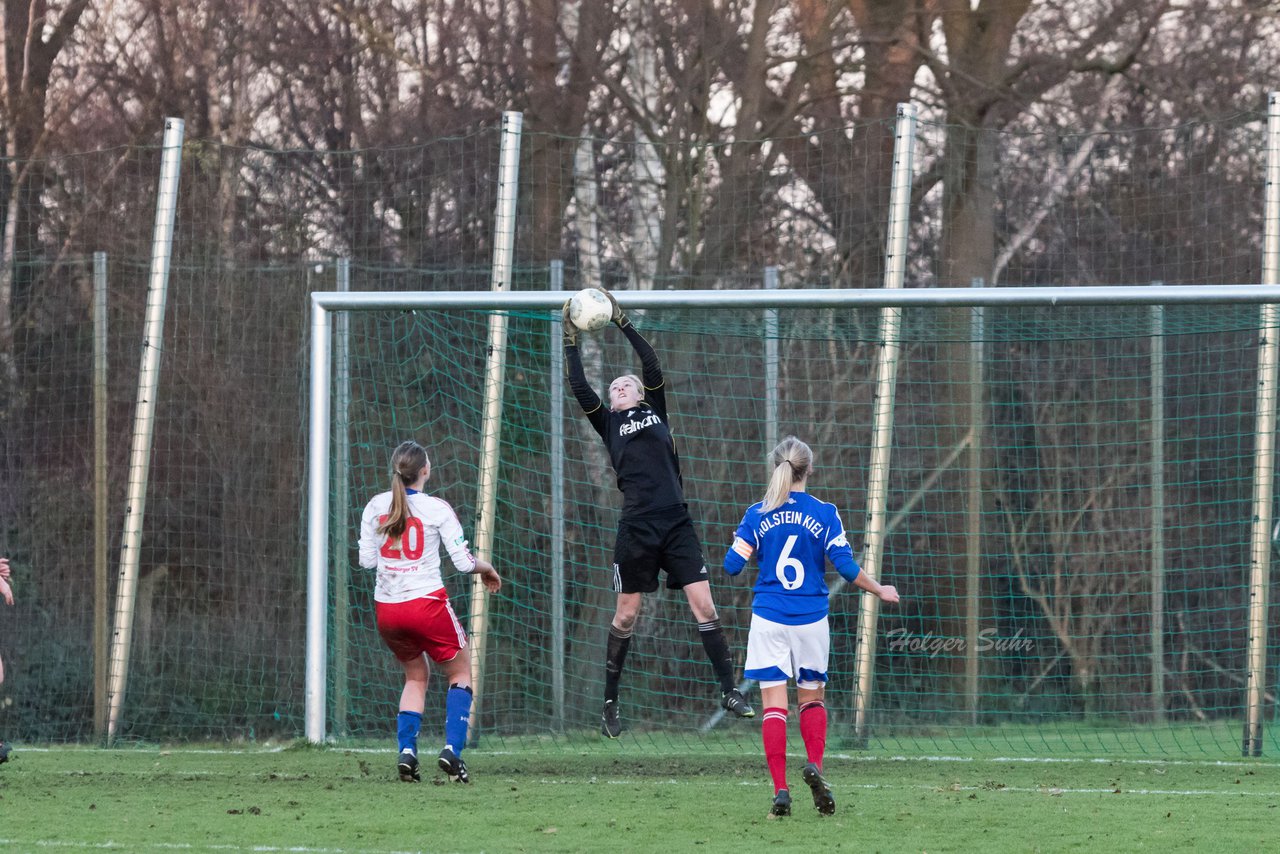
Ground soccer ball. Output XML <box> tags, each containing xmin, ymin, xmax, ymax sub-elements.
<box><xmin>568</xmin><ymin>288</ymin><xmax>614</xmax><ymax>332</ymax></box>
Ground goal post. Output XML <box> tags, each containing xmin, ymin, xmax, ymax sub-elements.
<box><xmin>306</xmin><ymin>284</ymin><xmax>1279</xmax><ymax>753</ymax></box>
<box><xmin>1245</xmin><ymin>90</ymin><xmax>1280</xmax><ymax>755</ymax></box>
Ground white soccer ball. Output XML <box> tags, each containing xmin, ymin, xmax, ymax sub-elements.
<box><xmin>568</xmin><ymin>288</ymin><xmax>614</xmax><ymax>332</ymax></box>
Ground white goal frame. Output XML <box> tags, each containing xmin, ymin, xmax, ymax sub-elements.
<box><xmin>305</xmin><ymin>283</ymin><xmax>1280</xmax><ymax>753</ymax></box>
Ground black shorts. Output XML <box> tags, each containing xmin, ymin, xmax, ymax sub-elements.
<box><xmin>612</xmin><ymin>510</ymin><xmax>709</xmax><ymax>594</ymax></box>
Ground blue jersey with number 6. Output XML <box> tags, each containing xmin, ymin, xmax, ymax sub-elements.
<box><xmin>723</xmin><ymin>491</ymin><xmax>860</xmax><ymax>626</ymax></box>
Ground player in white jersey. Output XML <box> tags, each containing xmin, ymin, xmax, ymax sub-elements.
<box><xmin>358</xmin><ymin>441</ymin><xmax>501</xmax><ymax>784</ymax></box>
<box><xmin>723</xmin><ymin>437</ymin><xmax>899</xmax><ymax>817</ymax></box>
<box><xmin>0</xmin><ymin>557</ymin><xmax>12</xmax><ymax>764</ymax></box>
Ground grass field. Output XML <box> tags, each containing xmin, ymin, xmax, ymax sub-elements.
<box><xmin>2</xmin><ymin>739</ymin><xmax>1279</xmax><ymax>853</ymax></box>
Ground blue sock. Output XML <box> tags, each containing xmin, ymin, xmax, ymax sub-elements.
<box><xmin>444</xmin><ymin>685</ymin><xmax>473</xmax><ymax>756</ymax></box>
<box><xmin>396</xmin><ymin>710</ymin><xmax>422</xmax><ymax>753</ymax></box>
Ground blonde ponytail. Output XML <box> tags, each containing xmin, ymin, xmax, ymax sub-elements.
<box><xmin>759</xmin><ymin>436</ymin><xmax>813</xmax><ymax>512</ymax></box>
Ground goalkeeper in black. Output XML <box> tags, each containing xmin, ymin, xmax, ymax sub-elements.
<box><xmin>562</xmin><ymin>287</ymin><xmax>754</xmax><ymax>738</ymax></box>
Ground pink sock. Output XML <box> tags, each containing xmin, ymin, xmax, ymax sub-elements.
<box><xmin>799</xmin><ymin>700</ymin><xmax>827</xmax><ymax>769</ymax></box>
<box><xmin>762</xmin><ymin>707</ymin><xmax>789</xmax><ymax>793</ymax></box>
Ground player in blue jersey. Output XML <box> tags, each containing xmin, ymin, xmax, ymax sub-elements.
<box><xmin>563</xmin><ymin>287</ymin><xmax>754</xmax><ymax>739</ymax></box>
<box><xmin>723</xmin><ymin>437</ymin><xmax>899</xmax><ymax>817</ymax></box>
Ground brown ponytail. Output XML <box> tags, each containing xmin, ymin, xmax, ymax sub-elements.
<box><xmin>377</xmin><ymin>440</ymin><xmax>428</xmax><ymax>538</ymax></box>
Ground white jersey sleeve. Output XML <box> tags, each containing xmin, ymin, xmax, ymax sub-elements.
<box><xmin>434</xmin><ymin>500</ymin><xmax>478</xmax><ymax>574</ymax></box>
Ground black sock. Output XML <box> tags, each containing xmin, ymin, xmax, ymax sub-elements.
<box><xmin>698</xmin><ymin>619</ymin><xmax>736</xmax><ymax>693</ymax></box>
<box><xmin>605</xmin><ymin>626</ymin><xmax>633</xmax><ymax>703</ymax></box>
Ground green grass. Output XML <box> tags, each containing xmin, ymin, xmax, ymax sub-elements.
<box><xmin>862</xmin><ymin>719</ymin><xmax>1280</xmax><ymax>759</ymax></box>
<box><xmin>1</xmin><ymin>743</ymin><xmax>1278</xmax><ymax>853</ymax></box>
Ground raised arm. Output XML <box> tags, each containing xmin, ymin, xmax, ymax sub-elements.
<box><xmin>597</xmin><ymin>288</ymin><xmax>666</xmax><ymax>414</ymax></box>
<box><xmin>619</xmin><ymin>322</ymin><xmax>663</xmax><ymax>393</ymax></box>
<box><xmin>562</xmin><ymin>304</ymin><xmax>607</xmax><ymax>435</ymax></box>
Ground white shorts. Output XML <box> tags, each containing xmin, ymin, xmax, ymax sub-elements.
<box><xmin>743</xmin><ymin>613</ymin><xmax>830</xmax><ymax>689</ymax></box>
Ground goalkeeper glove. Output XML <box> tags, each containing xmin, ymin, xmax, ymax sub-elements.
<box><xmin>561</xmin><ymin>301</ymin><xmax>579</xmax><ymax>348</ymax></box>
<box><xmin>598</xmin><ymin>286</ymin><xmax>628</xmax><ymax>327</ymax></box>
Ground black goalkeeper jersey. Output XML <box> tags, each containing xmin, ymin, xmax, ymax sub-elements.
<box><xmin>565</xmin><ymin>323</ymin><xmax>687</xmax><ymax>518</ymax></box>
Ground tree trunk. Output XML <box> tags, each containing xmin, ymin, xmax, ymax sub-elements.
<box><xmin>928</xmin><ymin>0</ymin><xmax>1032</xmax><ymax>708</ymax></box>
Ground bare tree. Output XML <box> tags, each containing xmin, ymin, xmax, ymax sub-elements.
<box><xmin>0</xmin><ymin>0</ymin><xmax>91</xmax><ymax>380</ymax></box>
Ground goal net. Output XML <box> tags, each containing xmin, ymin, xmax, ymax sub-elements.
<box><xmin>309</xmin><ymin>289</ymin><xmax>1278</xmax><ymax>757</ymax></box>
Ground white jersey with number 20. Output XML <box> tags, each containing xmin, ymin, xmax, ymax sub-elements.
<box><xmin>358</xmin><ymin>490</ymin><xmax>476</xmax><ymax>604</ymax></box>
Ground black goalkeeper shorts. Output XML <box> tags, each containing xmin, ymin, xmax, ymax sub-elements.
<box><xmin>611</xmin><ymin>509</ymin><xmax>709</xmax><ymax>594</ymax></box>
